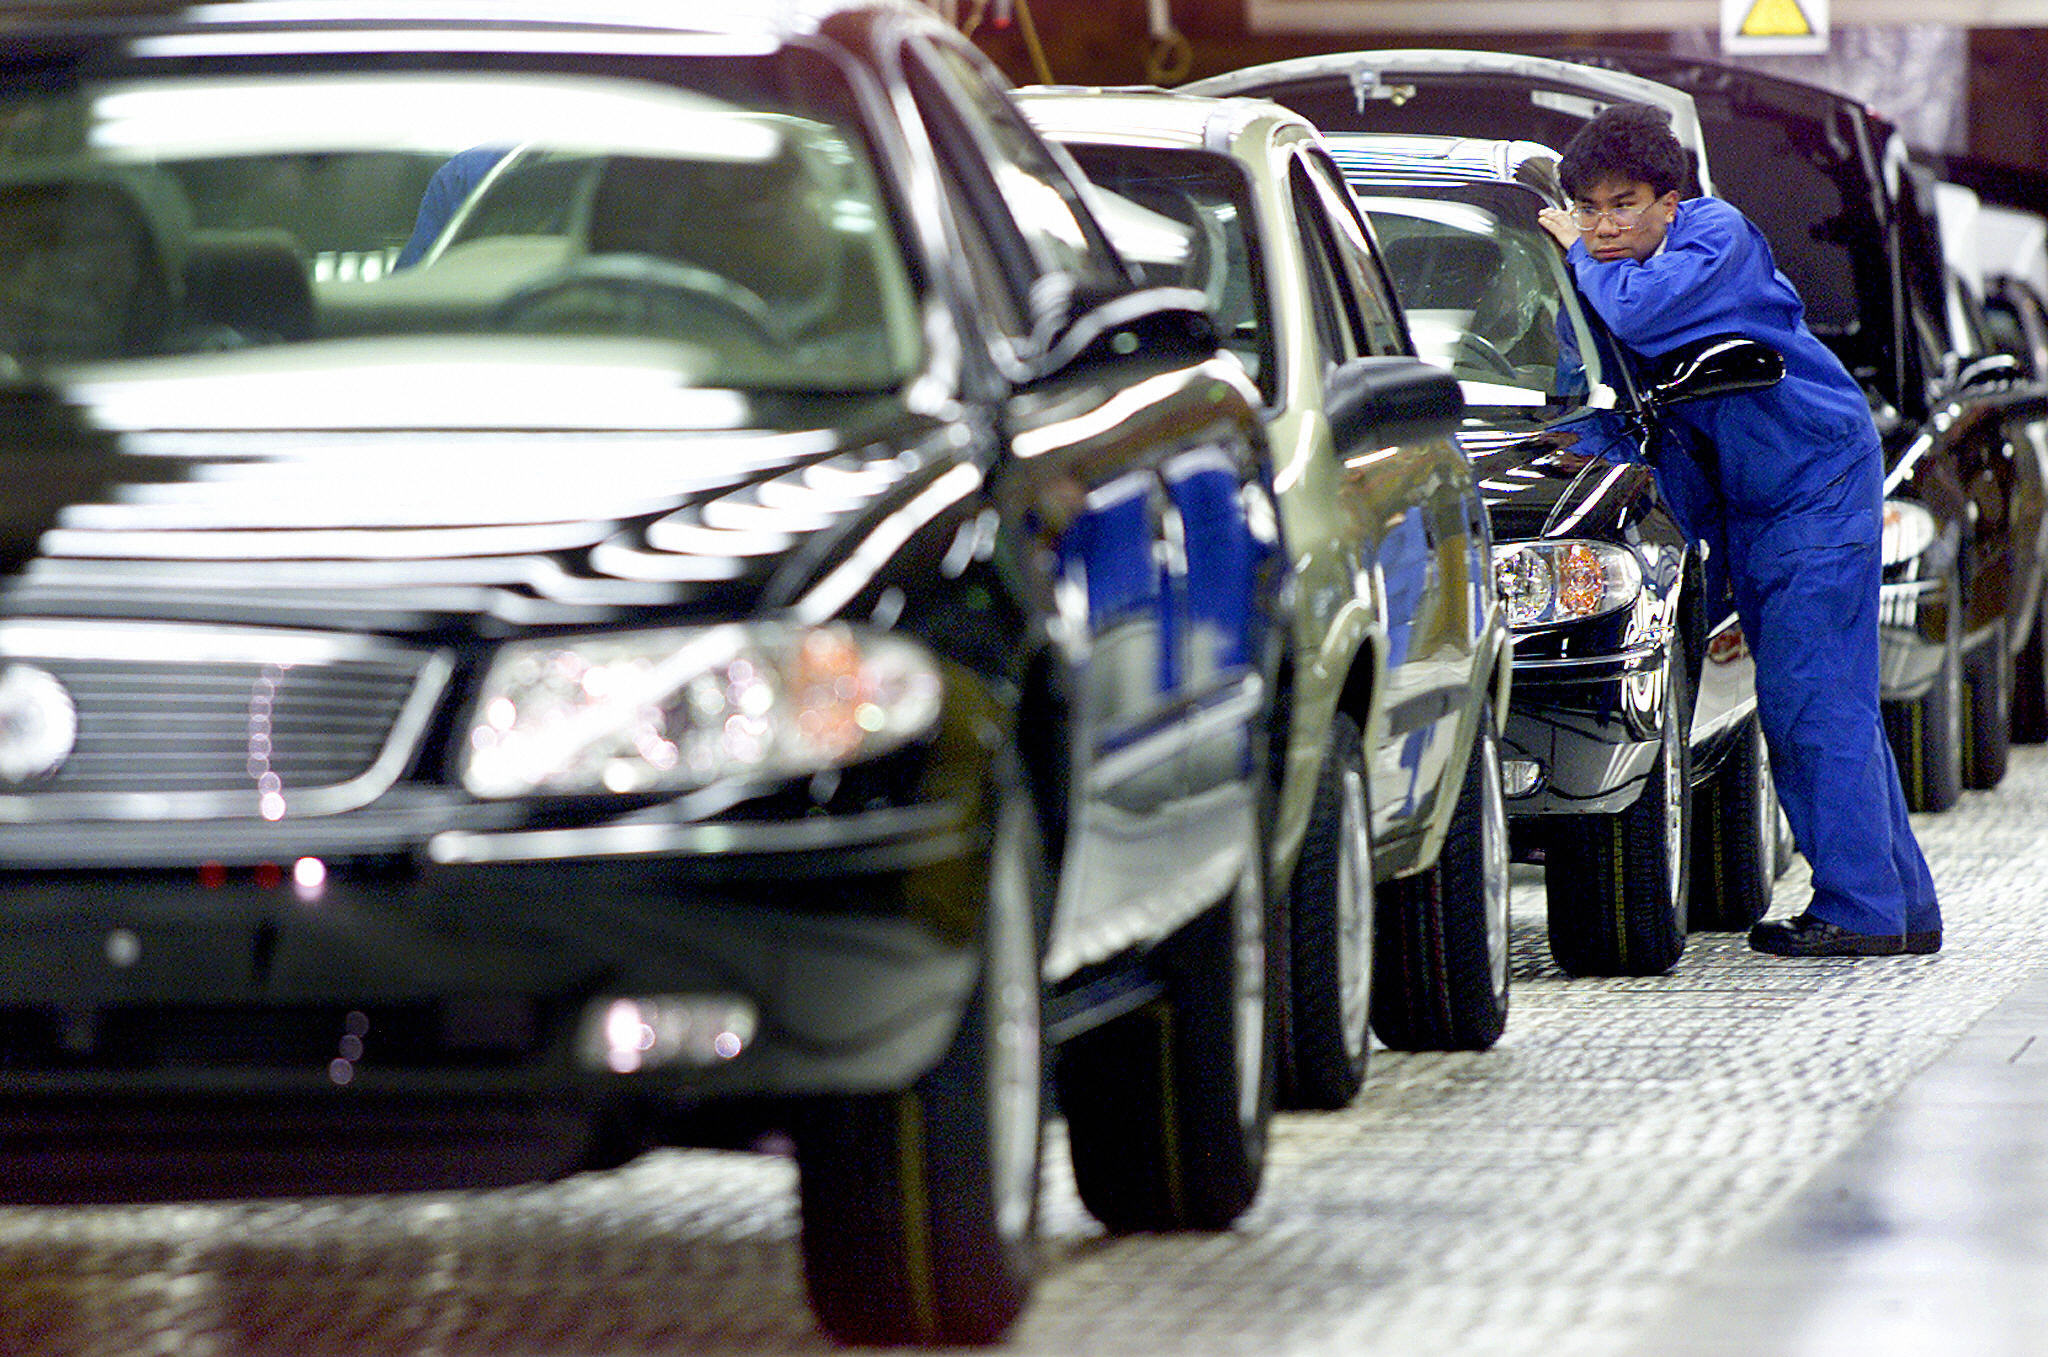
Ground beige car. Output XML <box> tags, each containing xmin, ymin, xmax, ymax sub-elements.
<box><xmin>1020</xmin><ymin>87</ymin><xmax>1516</xmax><ymax>1105</ymax></box>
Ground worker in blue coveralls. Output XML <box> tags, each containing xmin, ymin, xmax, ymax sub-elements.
<box><xmin>393</xmin><ymin>145</ymin><xmax>510</xmax><ymax>269</ymax></box>
<box><xmin>1536</xmin><ymin>102</ymin><xmax>1941</xmax><ymax>958</ymax></box>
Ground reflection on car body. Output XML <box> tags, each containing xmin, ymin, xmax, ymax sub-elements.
<box><xmin>0</xmin><ymin>1</ymin><xmax>1299</xmax><ymax>1345</ymax></box>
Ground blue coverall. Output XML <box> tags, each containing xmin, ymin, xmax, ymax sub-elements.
<box><xmin>394</xmin><ymin>146</ymin><xmax>510</xmax><ymax>269</ymax></box>
<box><xmin>1565</xmin><ymin>195</ymin><xmax>1940</xmax><ymax>939</ymax></box>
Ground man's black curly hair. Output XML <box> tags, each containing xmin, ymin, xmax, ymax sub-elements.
<box><xmin>1558</xmin><ymin>103</ymin><xmax>1689</xmax><ymax>200</ymax></box>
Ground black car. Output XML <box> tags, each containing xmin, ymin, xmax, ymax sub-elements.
<box><xmin>1554</xmin><ymin>50</ymin><xmax>2048</xmax><ymax>812</ymax></box>
<box><xmin>0</xmin><ymin>1</ymin><xmax>1308</xmax><ymax>1343</ymax></box>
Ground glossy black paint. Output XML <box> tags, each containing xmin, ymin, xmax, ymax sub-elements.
<box><xmin>0</xmin><ymin>2</ymin><xmax>1286</xmax><ymax>1202</ymax></box>
<box><xmin>1460</xmin><ymin>404</ymin><xmax>1740</xmax><ymax>818</ymax></box>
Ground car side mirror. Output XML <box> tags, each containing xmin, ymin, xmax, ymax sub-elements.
<box><xmin>1642</xmin><ymin>333</ymin><xmax>1784</xmax><ymax>407</ymax></box>
<box><xmin>1033</xmin><ymin>284</ymin><xmax>1221</xmax><ymax>378</ymax></box>
<box><xmin>1326</xmin><ymin>356</ymin><xmax>1464</xmax><ymax>450</ymax></box>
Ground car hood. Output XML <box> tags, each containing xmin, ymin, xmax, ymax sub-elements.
<box><xmin>1458</xmin><ymin>407</ymin><xmax>1651</xmax><ymax>544</ymax></box>
<box><xmin>0</xmin><ymin>345</ymin><xmax>961</xmax><ymax>636</ymax></box>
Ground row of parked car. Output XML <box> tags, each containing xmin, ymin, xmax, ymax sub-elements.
<box><xmin>0</xmin><ymin>0</ymin><xmax>2041</xmax><ymax>1346</ymax></box>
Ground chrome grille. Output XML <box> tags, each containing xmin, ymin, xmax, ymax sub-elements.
<box><xmin>0</xmin><ymin>622</ymin><xmax>450</xmax><ymax>819</ymax></box>
<box><xmin>45</xmin><ymin>659</ymin><xmax>419</xmax><ymax>795</ymax></box>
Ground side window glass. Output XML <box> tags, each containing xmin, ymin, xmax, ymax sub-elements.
<box><xmin>1303</xmin><ymin>151</ymin><xmax>1409</xmax><ymax>356</ymax></box>
<box><xmin>1288</xmin><ymin>161</ymin><xmax>1359</xmax><ymax>369</ymax></box>
<box><xmin>900</xmin><ymin>49</ymin><xmax>1031</xmax><ymax>341</ymax></box>
<box><xmin>913</xmin><ymin>39</ymin><xmax>1124</xmax><ymax>298</ymax></box>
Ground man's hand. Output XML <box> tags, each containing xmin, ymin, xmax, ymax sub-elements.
<box><xmin>1537</xmin><ymin>207</ymin><xmax>1579</xmax><ymax>250</ymax></box>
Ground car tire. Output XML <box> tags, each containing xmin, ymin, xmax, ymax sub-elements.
<box><xmin>1058</xmin><ymin>815</ymin><xmax>1277</xmax><ymax>1233</ymax></box>
<box><xmin>1962</xmin><ymin>618</ymin><xmax>2011</xmax><ymax>790</ymax></box>
<box><xmin>1772</xmin><ymin>795</ymin><xmax>1797</xmax><ymax>879</ymax></box>
<box><xmin>1688</xmin><ymin>711</ymin><xmax>1774</xmax><ymax>931</ymax></box>
<box><xmin>1370</xmin><ymin>701</ymin><xmax>1511</xmax><ymax>1051</ymax></box>
<box><xmin>1279</xmin><ymin>709</ymin><xmax>1375</xmax><ymax>1109</ymax></box>
<box><xmin>2011</xmin><ymin>585</ymin><xmax>2048</xmax><ymax>742</ymax></box>
<box><xmin>1544</xmin><ymin>644</ymin><xmax>1692</xmax><ymax>977</ymax></box>
<box><xmin>1884</xmin><ymin>585</ymin><xmax>1963</xmax><ymax>813</ymax></box>
<box><xmin>795</xmin><ymin>780</ymin><xmax>1047</xmax><ymax>1346</ymax></box>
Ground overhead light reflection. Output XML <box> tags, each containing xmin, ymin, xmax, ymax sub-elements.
<box><xmin>91</xmin><ymin>73</ymin><xmax>786</xmax><ymax>161</ymax></box>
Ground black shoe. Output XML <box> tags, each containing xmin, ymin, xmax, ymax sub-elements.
<box><xmin>1904</xmin><ymin>929</ymin><xmax>1943</xmax><ymax>955</ymax></box>
<box><xmin>1749</xmin><ymin>912</ymin><xmax>1904</xmax><ymax>958</ymax></box>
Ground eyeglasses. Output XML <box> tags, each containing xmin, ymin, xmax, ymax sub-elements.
<box><xmin>1568</xmin><ymin>204</ymin><xmax>1649</xmax><ymax>231</ymax></box>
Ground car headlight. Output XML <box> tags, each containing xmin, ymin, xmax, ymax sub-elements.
<box><xmin>1492</xmin><ymin>540</ymin><xmax>1643</xmax><ymax>629</ymax></box>
<box><xmin>1881</xmin><ymin>499</ymin><xmax>1938</xmax><ymax>567</ymax></box>
<box><xmin>463</xmin><ymin>623</ymin><xmax>945</xmax><ymax>798</ymax></box>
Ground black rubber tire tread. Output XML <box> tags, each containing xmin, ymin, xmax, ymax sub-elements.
<box><xmin>1279</xmin><ymin>710</ymin><xmax>1372</xmax><ymax>1109</ymax></box>
<box><xmin>1883</xmin><ymin>610</ymin><xmax>1963</xmax><ymax>813</ymax></box>
<box><xmin>2012</xmin><ymin>586</ymin><xmax>2048</xmax><ymax>742</ymax></box>
<box><xmin>1058</xmin><ymin>844</ymin><xmax>1277</xmax><ymax>1234</ymax></box>
<box><xmin>1370</xmin><ymin>704</ymin><xmax>1510</xmax><ymax>1051</ymax></box>
<box><xmin>1544</xmin><ymin>649</ymin><xmax>1692</xmax><ymax>977</ymax></box>
<box><xmin>1962</xmin><ymin>620</ymin><xmax>2011</xmax><ymax>791</ymax></box>
<box><xmin>795</xmin><ymin>787</ymin><xmax>1046</xmax><ymax>1347</ymax></box>
<box><xmin>1688</xmin><ymin>712</ymin><xmax>1774</xmax><ymax>932</ymax></box>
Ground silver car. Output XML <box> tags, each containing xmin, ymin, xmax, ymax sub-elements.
<box><xmin>1020</xmin><ymin>86</ymin><xmax>1516</xmax><ymax>1086</ymax></box>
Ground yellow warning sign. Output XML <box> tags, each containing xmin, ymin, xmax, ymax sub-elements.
<box><xmin>1721</xmin><ymin>0</ymin><xmax>1827</xmax><ymax>54</ymax></box>
<box><xmin>1739</xmin><ymin>0</ymin><xmax>1812</xmax><ymax>37</ymax></box>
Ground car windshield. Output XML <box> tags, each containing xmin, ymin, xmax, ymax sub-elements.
<box><xmin>1355</xmin><ymin>187</ymin><xmax>1608</xmax><ymax>411</ymax></box>
<box><xmin>1058</xmin><ymin>145</ymin><xmax>1273</xmax><ymax>400</ymax></box>
<box><xmin>0</xmin><ymin>67</ymin><xmax>922</xmax><ymax>390</ymax></box>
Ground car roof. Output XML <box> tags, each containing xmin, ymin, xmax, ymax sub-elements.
<box><xmin>1320</xmin><ymin>132</ymin><xmax>1563</xmax><ymax>199</ymax></box>
<box><xmin>0</xmin><ymin>0</ymin><xmax>928</xmax><ymax>41</ymax></box>
<box><xmin>1012</xmin><ymin>84</ymin><xmax>1319</xmax><ymax>157</ymax></box>
<box><xmin>1184</xmin><ymin>48</ymin><xmax>1713</xmax><ymax>197</ymax></box>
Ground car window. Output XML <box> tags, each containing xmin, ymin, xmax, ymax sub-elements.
<box><xmin>1947</xmin><ymin>270</ymin><xmax>1994</xmax><ymax>360</ymax></box>
<box><xmin>0</xmin><ymin>62</ymin><xmax>924</xmax><ymax>391</ymax></box>
<box><xmin>1059</xmin><ymin>142</ymin><xmax>1273</xmax><ymax>398</ymax></box>
<box><xmin>1300</xmin><ymin>149</ymin><xmax>1409</xmax><ymax>357</ymax></box>
<box><xmin>908</xmin><ymin>40</ymin><xmax>1126</xmax><ymax>309</ymax></box>
<box><xmin>1356</xmin><ymin>187</ymin><xmax>1601</xmax><ymax>409</ymax></box>
<box><xmin>1684</xmin><ymin>92</ymin><xmax>1897</xmax><ymax>398</ymax></box>
<box><xmin>1289</xmin><ymin>158</ymin><xmax>1363</xmax><ymax>369</ymax></box>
